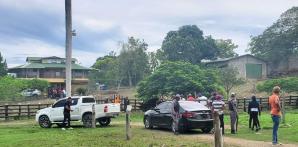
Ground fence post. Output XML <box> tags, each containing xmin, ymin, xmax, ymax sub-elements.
<box><xmin>134</xmin><ymin>99</ymin><xmax>137</xmax><ymax>111</ymax></box>
<box><xmin>243</xmin><ymin>98</ymin><xmax>246</xmax><ymax>112</ymax></box>
<box><xmin>289</xmin><ymin>96</ymin><xmax>292</xmax><ymax>105</ymax></box>
<box><xmin>126</xmin><ymin>105</ymin><xmax>132</xmax><ymax>140</ymax></box>
<box><xmin>18</xmin><ymin>104</ymin><xmax>21</xmax><ymax>119</ymax></box>
<box><xmin>281</xmin><ymin>96</ymin><xmax>285</xmax><ymax>124</ymax></box>
<box><xmin>4</xmin><ymin>104</ymin><xmax>8</xmax><ymax>121</ymax></box>
<box><xmin>92</xmin><ymin>104</ymin><xmax>96</xmax><ymax>128</ymax></box>
<box><xmin>214</xmin><ymin>111</ymin><xmax>223</xmax><ymax>147</ymax></box>
<box><xmin>27</xmin><ymin>104</ymin><xmax>30</xmax><ymax>119</ymax></box>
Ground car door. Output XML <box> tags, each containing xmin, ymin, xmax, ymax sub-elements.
<box><xmin>151</xmin><ymin>102</ymin><xmax>170</xmax><ymax>127</ymax></box>
<box><xmin>150</xmin><ymin>102</ymin><xmax>166</xmax><ymax>126</ymax></box>
<box><xmin>162</xmin><ymin>102</ymin><xmax>173</xmax><ymax>127</ymax></box>
<box><xmin>50</xmin><ymin>99</ymin><xmax>66</xmax><ymax>121</ymax></box>
<box><xmin>70</xmin><ymin>98</ymin><xmax>80</xmax><ymax>120</ymax></box>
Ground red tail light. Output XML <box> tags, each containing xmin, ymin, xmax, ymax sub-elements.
<box><xmin>104</xmin><ymin>105</ymin><xmax>108</xmax><ymax>113</ymax></box>
<box><xmin>182</xmin><ymin>112</ymin><xmax>195</xmax><ymax>118</ymax></box>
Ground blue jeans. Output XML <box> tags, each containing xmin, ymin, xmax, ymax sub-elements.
<box><xmin>272</xmin><ymin>115</ymin><xmax>280</xmax><ymax>144</ymax></box>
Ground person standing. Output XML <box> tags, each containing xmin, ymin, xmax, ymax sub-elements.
<box><xmin>171</xmin><ymin>94</ymin><xmax>181</xmax><ymax>135</ymax></box>
<box><xmin>269</xmin><ymin>86</ymin><xmax>282</xmax><ymax>145</ymax></box>
<box><xmin>212</xmin><ymin>95</ymin><xmax>225</xmax><ymax>134</ymax></box>
<box><xmin>187</xmin><ymin>94</ymin><xmax>195</xmax><ymax>101</ymax></box>
<box><xmin>228</xmin><ymin>93</ymin><xmax>238</xmax><ymax>134</ymax></box>
<box><xmin>248</xmin><ymin>96</ymin><xmax>261</xmax><ymax>131</ymax></box>
<box><xmin>198</xmin><ymin>93</ymin><xmax>208</xmax><ymax>106</ymax></box>
<box><xmin>62</xmin><ymin>97</ymin><xmax>73</xmax><ymax>130</ymax></box>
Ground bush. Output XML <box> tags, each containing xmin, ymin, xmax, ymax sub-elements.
<box><xmin>76</xmin><ymin>88</ymin><xmax>87</xmax><ymax>95</ymax></box>
<box><xmin>0</xmin><ymin>76</ymin><xmax>27</xmax><ymax>101</ymax></box>
<box><xmin>25</xmin><ymin>78</ymin><xmax>49</xmax><ymax>92</ymax></box>
<box><xmin>257</xmin><ymin>77</ymin><xmax>298</xmax><ymax>93</ymax></box>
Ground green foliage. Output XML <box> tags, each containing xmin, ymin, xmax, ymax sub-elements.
<box><xmin>248</xmin><ymin>7</ymin><xmax>298</xmax><ymax>64</ymax></box>
<box><xmin>118</xmin><ymin>37</ymin><xmax>150</xmax><ymax>87</ymax></box>
<box><xmin>257</xmin><ymin>77</ymin><xmax>298</xmax><ymax>93</ymax></box>
<box><xmin>160</xmin><ymin>25</ymin><xmax>220</xmax><ymax>64</ymax></box>
<box><xmin>90</xmin><ymin>55</ymin><xmax>120</xmax><ymax>87</ymax></box>
<box><xmin>76</xmin><ymin>87</ymin><xmax>87</xmax><ymax>95</ymax></box>
<box><xmin>215</xmin><ymin>39</ymin><xmax>239</xmax><ymax>58</ymax></box>
<box><xmin>25</xmin><ymin>78</ymin><xmax>49</xmax><ymax>92</ymax></box>
<box><xmin>0</xmin><ymin>52</ymin><xmax>7</xmax><ymax>77</ymax></box>
<box><xmin>219</xmin><ymin>67</ymin><xmax>245</xmax><ymax>97</ymax></box>
<box><xmin>0</xmin><ymin>76</ymin><xmax>27</xmax><ymax>101</ymax></box>
<box><xmin>137</xmin><ymin>61</ymin><xmax>223</xmax><ymax>101</ymax></box>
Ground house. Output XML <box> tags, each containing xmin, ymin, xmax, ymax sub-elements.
<box><xmin>204</xmin><ymin>54</ymin><xmax>267</xmax><ymax>79</ymax></box>
<box><xmin>8</xmin><ymin>56</ymin><xmax>90</xmax><ymax>93</ymax></box>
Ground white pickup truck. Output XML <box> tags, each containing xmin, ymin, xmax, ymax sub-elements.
<box><xmin>36</xmin><ymin>96</ymin><xmax>120</xmax><ymax>128</ymax></box>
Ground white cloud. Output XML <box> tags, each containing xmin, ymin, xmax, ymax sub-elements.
<box><xmin>0</xmin><ymin>0</ymin><xmax>297</xmax><ymax>67</ymax></box>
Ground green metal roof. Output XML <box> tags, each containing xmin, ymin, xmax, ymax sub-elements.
<box><xmin>10</xmin><ymin>63</ymin><xmax>89</xmax><ymax>70</ymax></box>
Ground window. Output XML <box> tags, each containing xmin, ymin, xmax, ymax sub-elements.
<box><xmin>156</xmin><ymin>102</ymin><xmax>171</xmax><ymax>113</ymax></box>
<box><xmin>55</xmin><ymin>72</ymin><xmax>60</xmax><ymax>77</ymax></box>
<box><xmin>71</xmin><ymin>98</ymin><xmax>79</xmax><ymax>106</ymax></box>
<box><xmin>53</xmin><ymin>99</ymin><xmax>66</xmax><ymax>108</ymax></box>
<box><xmin>82</xmin><ymin>97</ymin><xmax>95</xmax><ymax>103</ymax></box>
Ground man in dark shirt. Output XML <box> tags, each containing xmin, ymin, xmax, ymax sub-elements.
<box><xmin>62</xmin><ymin>97</ymin><xmax>73</xmax><ymax>130</ymax></box>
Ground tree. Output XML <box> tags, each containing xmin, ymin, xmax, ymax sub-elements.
<box><xmin>25</xmin><ymin>78</ymin><xmax>49</xmax><ymax>92</ymax></box>
<box><xmin>148</xmin><ymin>52</ymin><xmax>159</xmax><ymax>72</ymax></box>
<box><xmin>0</xmin><ymin>52</ymin><xmax>7</xmax><ymax>77</ymax></box>
<box><xmin>0</xmin><ymin>76</ymin><xmax>27</xmax><ymax>101</ymax></box>
<box><xmin>137</xmin><ymin>61</ymin><xmax>224</xmax><ymax>101</ymax></box>
<box><xmin>118</xmin><ymin>37</ymin><xmax>150</xmax><ymax>87</ymax></box>
<box><xmin>89</xmin><ymin>54</ymin><xmax>120</xmax><ymax>91</ymax></box>
<box><xmin>219</xmin><ymin>67</ymin><xmax>245</xmax><ymax>97</ymax></box>
<box><xmin>248</xmin><ymin>7</ymin><xmax>298</xmax><ymax>66</ymax></box>
<box><xmin>160</xmin><ymin>25</ymin><xmax>220</xmax><ymax>64</ymax></box>
<box><xmin>215</xmin><ymin>39</ymin><xmax>239</xmax><ymax>58</ymax></box>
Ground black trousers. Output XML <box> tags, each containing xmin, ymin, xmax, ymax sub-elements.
<box><xmin>62</xmin><ymin>113</ymin><xmax>71</xmax><ymax>128</ymax></box>
<box><xmin>219</xmin><ymin>114</ymin><xmax>224</xmax><ymax>134</ymax></box>
<box><xmin>249</xmin><ymin>113</ymin><xmax>253</xmax><ymax>128</ymax></box>
<box><xmin>251</xmin><ymin>112</ymin><xmax>260</xmax><ymax>130</ymax></box>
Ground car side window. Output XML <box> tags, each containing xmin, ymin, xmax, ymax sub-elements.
<box><xmin>156</xmin><ymin>102</ymin><xmax>171</xmax><ymax>113</ymax></box>
<box><xmin>82</xmin><ymin>98</ymin><xmax>95</xmax><ymax>103</ymax></box>
<box><xmin>53</xmin><ymin>99</ymin><xmax>66</xmax><ymax>108</ymax></box>
<box><xmin>71</xmin><ymin>98</ymin><xmax>79</xmax><ymax>106</ymax></box>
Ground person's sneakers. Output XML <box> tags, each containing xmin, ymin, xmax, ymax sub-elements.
<box><xmin>68</xmin><ymin>127</ymin><xmax>73</xmax><ymax>130</ymax></box>
<box><xmin>61</xmin><ymin>128</ymin><xmax>66</xmax><ymax>131</ymax></box>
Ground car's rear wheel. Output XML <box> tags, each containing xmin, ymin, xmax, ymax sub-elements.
<box><xmin>39</xmin><ymin>115</ymin><xmax>52</xmax><ymax>128</ymax></box>
<box><xmin>98</xmin><ymin>117</ymin><xmax>111</xmax><ymax>126</ymax></box>
<box><xmin>82</xmin><ymin>113</ymin><xmax>92</xmax><ymax>128</ymax></box>
<box><xmin>202</xmin><ymin>128</ymin><xmax>212</xmax><ymax>133</ymax></box>
<box><xmin>144</xmin><ymin>117</ymin><xmax>153</xmax><ymax>129</ymax></box>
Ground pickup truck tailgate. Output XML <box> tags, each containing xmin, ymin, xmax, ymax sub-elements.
<box><xmin>106</xmin><ymin>103</ymin><xmax>121</xmax><ymax>113</ymax></box>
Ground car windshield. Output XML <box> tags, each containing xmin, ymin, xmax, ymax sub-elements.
<box><xmin>179</xmin><ymin>101</ymin><xmax>209</xmax><ymax>111</ymax></box>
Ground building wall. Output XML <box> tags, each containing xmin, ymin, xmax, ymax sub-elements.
<box><xmin>227</xmin><ymin>56</ymin><xmax>267</xmax><ymax>79</ymax></box>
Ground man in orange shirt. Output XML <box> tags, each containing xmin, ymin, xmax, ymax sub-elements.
<box><xmin>269</xmin><ymin>86</ymin><xmax>282</xmax><ymax>145</ymax></box>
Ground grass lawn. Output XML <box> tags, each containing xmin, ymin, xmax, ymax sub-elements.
<box><xmin>224</xmin><ymin>111</ymin><xmax>298</xmax><ymax>144</ymax></box>
<box><xmin>1</xmin><ymin>111</ymin><xmax>298</xmax><ymax>147</ymax></box>
<box><xmin>0</xmin><ymin>112</ymin><xmax>215</xmax><ymax>147</ymax></box>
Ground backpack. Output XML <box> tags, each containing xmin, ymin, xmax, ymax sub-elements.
<box><xmin>228</xmin><ymin>100</ymin><xmax>234</xmax><ymax>111</ymax></box>
<box><xmin>173</xmin><ymin>100</ymin><xmax>180</xmax><ymax>112</ymax></box>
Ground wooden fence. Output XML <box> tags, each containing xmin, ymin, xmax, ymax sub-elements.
<box><xmin>222</xmin><ymin>95</ymin><xmax>298</xmax><ymax>112</ymax></box>
<box><xmin>1</xmin><ymin>96</ymin><xmax>297</xmax><ymax>121</ymax></box>
<box><xmin>0</xmin><ymin>99</ymin><xmax>143</xmax><ymax>121</ymax></box>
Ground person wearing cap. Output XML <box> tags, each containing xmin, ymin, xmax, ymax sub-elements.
<box><xmin>248</xmin><ymin>95</ymin><xmax>261</xmax><ymax>131</ymax></box>
<box><xmin>208</xmin><ymin>92</ymin><xmax>217</xmax><ymax>108</ymax></box>
<box><xmin>187</xmin><ymin>93</ymin><xmax>195</xmax><ymax>101</ymax></box>
<box><xmin>62</xmin><ymin>97</ymin><xmax>73</xmax><ymax>130</ymax></box>
<box><xmin>269</xmin><ymin>86</ymin><xmax>282</xmax><ymax>145</ymax></box>
<box><xmin>228</xmin><ymin>92</ymin><xmax>238</xmax><ymax>134</ymax></box>
<box><xmin>171</xmin><ymin>94</ymin><xmax>181</xmax><ymax>135</ymax></box>
<box><xmin>198</xmin><ymin>93</ymin><xmax>208</xmax><ymax>106</ymax></box>
<box><xmin>211</xmin><ymin>95</ymin><xmax>225</xmax><ymax>135</ymax></box>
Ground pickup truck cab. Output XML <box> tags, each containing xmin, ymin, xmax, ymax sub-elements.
<box><xmin>36</xmin><ymin>96</ymin><xmax>120</xmax><ymax>128</ymax></box>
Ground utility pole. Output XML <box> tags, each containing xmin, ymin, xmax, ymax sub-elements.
<box><xmin>65</xmin><ymin>0</ymin><xmax>72</xmax><ymax>97</ymax></box>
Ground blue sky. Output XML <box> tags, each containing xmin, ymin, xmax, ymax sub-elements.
<box><xmin>0</xmin><ymin>0</ymin><xmax>297</xmax><ymax>67</ymax></box>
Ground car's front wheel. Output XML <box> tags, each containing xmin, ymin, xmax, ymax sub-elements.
<box><xmin>39</xmin><ymin>115</ymin><xmax>52</xmax><ymax>128</ymax></box>
<box><xmin>144</xmin><ymin>117</ymin><xmax>153</xmax><ymax>129</ymax></box>
<box><xmin>98</xmin><ymin>117</ymin><xmax>111</xmax><ymax>126</ymax></box>
<box><xmin>82</xmin><ymin>113</ymin><xmax>92</xmax><ymax>128</ymax></box>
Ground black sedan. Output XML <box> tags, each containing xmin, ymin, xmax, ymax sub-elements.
<box><xmin>144</xmin><ymin>101</ymin><xmax>213</xmax><ymax>133</ymax></box>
